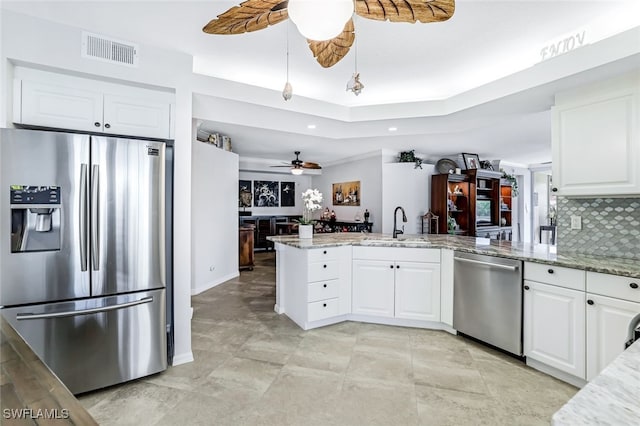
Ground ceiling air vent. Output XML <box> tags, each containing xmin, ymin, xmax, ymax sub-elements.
<box><xmin>82</xmin><ymin>31</ymin><xmax>139</xmax><ymax>67</ymax></box>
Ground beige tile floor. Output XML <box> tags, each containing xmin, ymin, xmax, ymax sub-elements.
<box><xmin>79</xmin><ymin>252</ymin><xmax>577</xmax><ymax>425</ymax></box>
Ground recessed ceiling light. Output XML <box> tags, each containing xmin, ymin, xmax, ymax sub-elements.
<box><xmin>307</xmin><ymin>124</ymin><xmax>316</xmax><ymax>129</ymax></box>
<box><xmin>388</xmin><ymin>127</ymin><xmax>398</xmax><ymax>132</ymax></box>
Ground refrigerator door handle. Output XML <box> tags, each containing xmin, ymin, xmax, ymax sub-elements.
<box><xmin>91</xmin><ymin>164</ymin><xmax>100</xmax><ymax>270</ymax></box>
<box><xmin>15</xmin><ymin>297</ymin><xmax>154</xmax><ymax>320</ymax></box>
<box><xmin>79</xmin><ymin>163</ymin><xmax>88</xmax><ymax>271</ymax></box>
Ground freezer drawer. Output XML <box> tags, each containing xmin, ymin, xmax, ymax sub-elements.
<box><xmin>1</xmin><ymin>288</ymin><xmax>167</xmax><ymax>394</ymax></box>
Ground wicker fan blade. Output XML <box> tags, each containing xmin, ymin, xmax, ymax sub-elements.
<box><xmin>301</xmin><ymin>162</ymin><xmax>322</xmax><ymax>170</ymax></box>
<box><xmin>307</xmin><ymin>19</ymin><xmax>355</xmax><ymax>68</ymax></box>
<box><xmin>203</xmin><ymin>0</ymin><xmax>289</xmax><ymax>35</ymax></box>
<box><xmin>355</xmin><ymin>0</ymin><xmax>455</xmax><ymax>23</ymax></box>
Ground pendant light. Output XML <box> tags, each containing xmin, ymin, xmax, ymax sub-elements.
<box><xmin>346</xmin><ymin>18</ymin><xmax>364</xmax><ymax>96</ymax></box>
<box><xmin>282</xmin><ymin>22</ymin><xmax>293</xmax><ymax>101</ymax></box>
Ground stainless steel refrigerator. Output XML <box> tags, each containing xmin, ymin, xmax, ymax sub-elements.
<box><xmin>0</xmin><ymin>128</ymin><xmax>173</xmax><ymax>394</ymax></box>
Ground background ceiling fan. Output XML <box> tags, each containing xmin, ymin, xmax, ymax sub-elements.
<box><xmin>271</xmin><ymin>151</ymin><xmax>322</xmax><ymax>174</ymax></box>
<box><xmin>203</xmin><ymin>0</ymin><xmax>455</xmax><ymax>68</ymax></box>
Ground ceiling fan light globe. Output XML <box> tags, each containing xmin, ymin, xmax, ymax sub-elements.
<box><xmin>291</xmin><ymin>167</ymin><xmax>304</xmax><ymax>175</ymax></box>
<box><xmin>288</xmin><ymin>0</ymin><xmax>353</xmax><ymax>41</ymax></box>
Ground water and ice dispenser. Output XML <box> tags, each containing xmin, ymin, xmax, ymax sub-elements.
<box><xmin>10</xmin><ymin>185</ymin><xmax>61</xmax><ymax>252</ymax></box>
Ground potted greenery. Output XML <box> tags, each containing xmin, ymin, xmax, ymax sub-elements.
<box><xmin>398</xmin><ymin>150</ymin><xmax>424</xmax><ymax>169</ymax></box>
<box><xmin>298</xmin><ymin>188</ymin><xmax>323</xmax><ymax>239</ymax></box>
<box><xmin>500</xmin><ymin>169</ymin><xmax>519</xmax><ymax>197</ymax></box>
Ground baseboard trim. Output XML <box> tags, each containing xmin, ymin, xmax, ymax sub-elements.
<box><xmin>526</xmin><ymin>358</ymin><xmax>587</xmax><ymax>388</ymax></box>
<box><xmin>171</xmin><ymin>351</ymin><xmax>194</xmax><ymax>366</ymax></box>
<box><xmin>191</xmin><ymin>271</ymin><xmax>240</xmax><ymax>296</ymax></box>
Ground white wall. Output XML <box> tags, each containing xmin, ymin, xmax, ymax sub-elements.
<box><xmin>238</xmin><ymin>171</ymin><xmax>311</xmax><ymax>216</ymax></box>
<box><xmin>311</xmin><ymin>152</ymin><xmax>383</xmax><ymax>232</ymax></box>
<box><xmin>191</xmin><ymin>138</ymin><xmax>239</xmax><ymax>295</ymax></box>
<box><xmin>381</xmin><ymin>163</ymin><xmax>435</xmax><ymax>235</ymax></box>
<box><xmin>1</xmin><ymin>10</ymin><xmax>195</xmax><ymax>364</ymax></box>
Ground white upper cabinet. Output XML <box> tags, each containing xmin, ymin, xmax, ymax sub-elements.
<box><xmin>21</xmin><ymin>81</ymin><xmax>104</xmax><ymax>133</ymax></box>
<box><xmin>551</xmin><ymin>72</ymin><xmax>640</xmax><ymax>197</ymax></box>
<box><xmin>102</xmin><ymin>94</ymin><xmax>171</xmax><ymax>139</ymax></box>
<box><xmin>14</xmin><ymin>67</ymin><xmax>175</xmax><ymax>139</ymax></box>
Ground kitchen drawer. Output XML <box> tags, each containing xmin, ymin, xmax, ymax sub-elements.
<box><xmin>308</xmin><ymin>298</ymin><xmax>339</xmax><ymax>322</ymax></box>
<box><xmin>308</xmin><ymin>280</ymin><xmax>339</xmax><ymax>303</ymax></box>
<box><xmin>525</xmin><ymin>262</ymin><xmax>585</xmax><ymax>291</ymax></box>
<box><xmin>307</xmin><ymin>247</ymin><xmax>340</xmax><ymax>262</ymax></box>
<box><xmin>352</xmin><ymin>246</ymin><xmax>440</xmax><ymax>263</ymax></box>
<box><xmin>587</xmin><ymin>272</ymin><xmax>640</xmax><ymax>303</ymax></box>
<box><xmin>308</xmin><ymin>260</ymin><xmax>339</xmax><ymax>282</ymax></box>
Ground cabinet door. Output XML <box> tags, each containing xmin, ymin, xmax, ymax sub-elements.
<box><xmin>20</xmin><ymin>80</ymin><xmax>103</xmax><ymax>132</ymax></box>
<box><xmin>586</xmin><ymin>294</ymin><xmax>640</xmax><ymax>381</ymax></box>
<box><xmin>394</xmin><ymin>262</ymin><xmax>441</xmax><ymax>322</ymax></box>
<box><xmin>103</xmin><ymin>94</ymin><xmax>171</xmax><ymax>139</ymax></box>
<box><xmin>352</xmin><ymin>260</ymin><xmax>395</xmax><ymax>318</ymax></box>
<box><xmin>524</xmin><ymin>281</ymin><xmax>586</xmax><ymax>379</ymax></box>
<box><xmin>552</xmin><ymin>76</ymin><xmax>639</xmax><ymax>196</ymax></box>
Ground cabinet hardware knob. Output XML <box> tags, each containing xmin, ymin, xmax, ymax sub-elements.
<box><xmin>587</xmin><ymin>299</ymin><xmax>594</xmax><ymax>305</ymax></box>
<box><xmin>396</xmin><ymin>265</ymin><xmax>400</xmax><ymax>269</ymax></box>
<box><xmin>104</xmin><ymin>123</ymin><xmax>111</xmax><ymax>129</ymax></box>
<box><xmin>551</xmin><ymin>187</ymin><xmax>558</xmax><ymax>192</ymax></box>
<box><xmin>630</xmin><ymin>283</ymin><xmax>639</xmax><ymax>289</ymax></box>
<box><xmin>390</xmin><ymin>265</ymin><xmax>394</xmax><ymax>269</ymax></box>
<box><xmin>323</xmin><ymin>284</ymin><xmax>327</xmax><ymax>288</ymax></box>
<box><xmin>548</xmin><ymin>269</ymin><xmax>554</xmax><ymax>274</ymax></box>
<box><xmin>323</xmin><ymin>303</ymin><xmax>327</xmax><ymax>307</ymax></box>
<box><xmin>323</xmin><ymin>250</ymin><xmax>327</xmax><ymax>254</ymax></box>
<box><xmin>94</xmin><ymin>122</ymin><xmax>101</xmax><ymax>127</ymax></box>
<box><xmin>323</xmin><ymin>264</ymin><xmax>327</xmax><ymax>268</ymax></box>
<box><xmin>524</xmin><ymin>285</ymin><xmax>530</xmax><ymax>290</ymax></box>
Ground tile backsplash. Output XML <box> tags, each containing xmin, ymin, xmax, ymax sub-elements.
<box><xmin>557</xmin><ymin>197</ymin><xmax>640</xmax><ymax>260</ymax></box>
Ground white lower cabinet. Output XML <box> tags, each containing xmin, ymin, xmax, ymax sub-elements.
<box><xmin>352</xmin><ymin>248</ymin><xmax>441</xmax><ymax>322</ymax></box>
<box><xmin>352</xmin><ymin>260</ymin><xmax>395</xmax><ymax>317</ymax></box>
<box><xmin>524</xmin><ymin>280</ymin><xmax>586</xmax><ymax>379</ymax></box>
<box><xmin>395</xmin><ymin>262</ymin><xmax>441</xmax><ymax>321</ymax></box>
<box><xmin>586</xmin><ymin>293</ymin><xmax>640</xmax><ymax>380</ymax></box>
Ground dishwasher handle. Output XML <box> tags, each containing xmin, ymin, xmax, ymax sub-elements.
<box><xmin>454</xmin><ymin>257</ymin><xmax>519</xmax><ymax>271</ymax></box>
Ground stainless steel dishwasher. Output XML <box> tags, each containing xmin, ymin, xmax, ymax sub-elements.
<box><xmin>453</xmin><ymin>252</ymin><xmax>523</xmax><ymax>356</ymax></box>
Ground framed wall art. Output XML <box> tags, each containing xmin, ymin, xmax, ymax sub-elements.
<box><xmin>254</xmin><ymin>181</ymin><xmax>279</xmax><ymax>207</ymax></box>
<box><xmin>238</xmin><ymin>180</ymin><xmax>252</xmax><ymax>208</ymax></box>
<box><xmin>332</xmin><ymin>181</ymin><xmax>360</xmax><ymax>206</ymax></box>
<box><xmin>280</xmin><ymin>181</ymin><xmax>295</xmax><ymax>207</ymax></box>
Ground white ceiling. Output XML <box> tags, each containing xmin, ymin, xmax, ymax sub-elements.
<box><xmin>3</xmin><ymin>0</ymin><xmax>640</xmax><ymax>166</ymax></box>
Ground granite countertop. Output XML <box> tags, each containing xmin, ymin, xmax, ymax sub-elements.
<box><xmin>0</xmin><ymin>317</ymin><xmax>98</xmax><ymax>425</ymax></box>
<box><xmin>267</xmin><ymin>233</ymin><xmax>640</xmax><ymax>279</ymax></box>
<box><xmin>552</xmin><ymin>340</ymin><xmax>640</xmax><ymax>425</ymax></box>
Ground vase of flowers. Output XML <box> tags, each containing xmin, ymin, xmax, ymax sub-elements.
<box><xmin>298</xmin><ymin>188</ymin><xmax>323</xmax><ymax>239</ymax></box>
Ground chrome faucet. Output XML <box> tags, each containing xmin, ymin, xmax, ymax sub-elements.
<box><xmin>393</xmin><ymin>206</ymin><xmax>407</xmax><ymax>238</ymax></box>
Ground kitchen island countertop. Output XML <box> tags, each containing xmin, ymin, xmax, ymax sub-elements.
<box><xmin>0</xmin><ymin>316</ymin><xmax>98</xmax><ymax>425</ymax></box>
<box><xmin>552</xmin><ymin>339</ymin><xmax>640</xmax><ymax>425</ymax></box>
<box><xmin>268</xmin><ymin>233</ymin><xmax>640</xmax><ymax>279</ymax></box>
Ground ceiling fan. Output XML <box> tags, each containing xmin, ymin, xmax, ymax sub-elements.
<box><xmin>271</xmin><ymin>151</ymin><xmax>322</xmax><ymax>175</ymax></box>
<box><xmin>203</xmin><ymin>0</ymin><xmax>455</xmax><ymax>68</ymax></box>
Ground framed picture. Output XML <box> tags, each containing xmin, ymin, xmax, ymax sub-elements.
<box><xmin>332</xmin><ymin>181</ymin><xmax>360</xmax><ymax>206</ymax></box>
<box><xmin>238</xmin><ymin>180</ymin><xmax>252</xmax><ymax>208</ymax></box>
<box><xmin>462</xmin><ymin>153</ymin><xmax>481</xmax><ymax>170</ymax></box>
<box><xmin>280</xmin><ymin>181</ymin><xmax>295</xmax><ymax>207</ymax></box>
<box><xmin>253</xmin><ymin>181</ymin><xmax>279</xmax><ymax>207</ymax></box>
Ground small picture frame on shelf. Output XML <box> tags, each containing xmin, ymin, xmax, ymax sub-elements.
<box><xmin>462</xmin><ymin>153</ymin><xmax>481</xmax><ymax>170</ymax></box>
